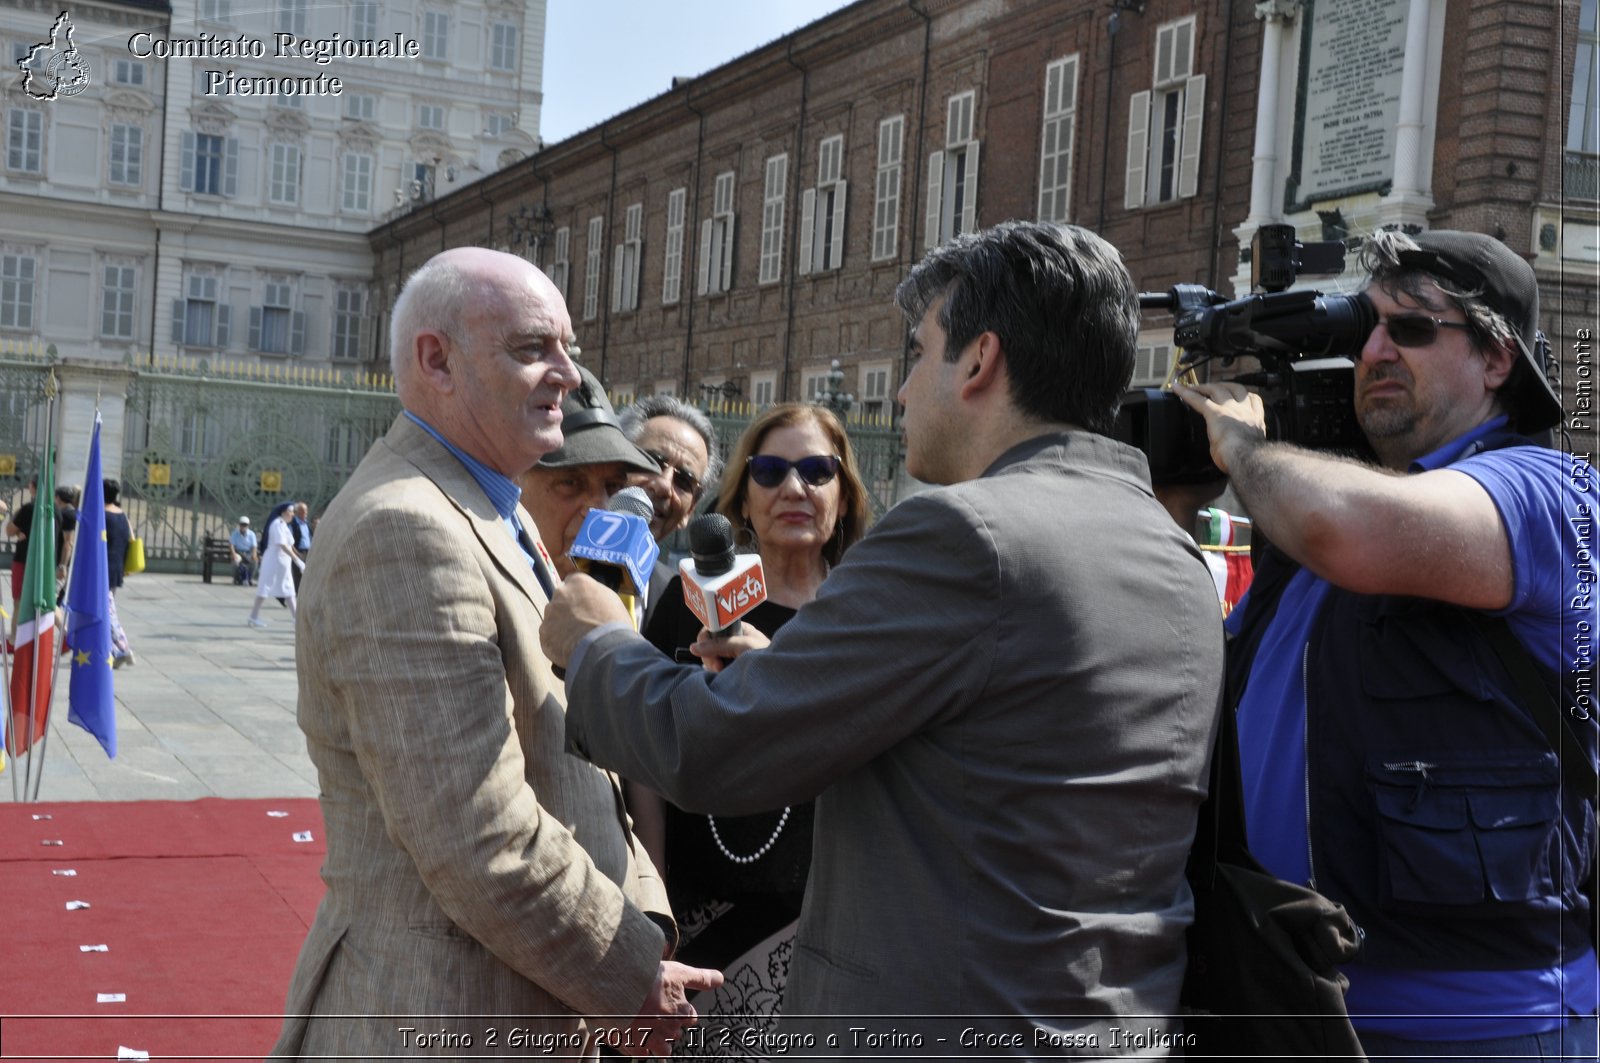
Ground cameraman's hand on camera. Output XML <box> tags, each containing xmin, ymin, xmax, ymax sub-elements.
<box><xmin>1173</xmin><ymin>381</ymin><xmax>1268</xmax><ymax>474</ymax></box>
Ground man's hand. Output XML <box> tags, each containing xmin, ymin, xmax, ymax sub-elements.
<box><xmin>691</xmin><ymin>625</ymin><xmax>770</xmax><ymax>674</ymax></box>
<box><xmin>541</xmin><ymin>572</ymin><xmax>633</xmax><ymax>668</ymax></box>
<box><xmin>615</xmin><ymin>960</ymin><xmax>724</xmax><ymax>1058</ymax></box>
<box><xmin>1173</xmin><ymin>380</ymin><xmax>1269</xmax><ymax>474</ymax></box>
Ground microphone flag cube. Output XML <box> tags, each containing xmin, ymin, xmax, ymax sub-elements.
<box><xmin>678</xmin><ymin>554</ymin><xmax>767</xmax><ymax>635</ymax></box>
<box><xmin>571</xmin><ymin>507</ymin><xmax>659</xmax><ymax>595</ymax></box>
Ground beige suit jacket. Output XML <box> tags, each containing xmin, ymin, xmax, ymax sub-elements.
<box><xmin>270</xmin><ymin>415</ymin><xmax>670</xmax><ymax>1059</ymax></box>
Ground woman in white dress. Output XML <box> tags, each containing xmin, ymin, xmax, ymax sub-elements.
<box><xmin>248</xmin><ymin>501</ymin><xmax>302</xmax><ymax>629</ymax></box>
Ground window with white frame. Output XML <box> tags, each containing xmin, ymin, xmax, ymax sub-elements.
<box><xmin>100</xmin><ymin>264</ymin><xmax>137</xmax><ymax>340</ymax></box>
<box><xmin>802</xmin><ymin>367</ymin><xmax>830</xmax><ymax>402</ymax></box>
<box><xmin>341</xmin><ymin>152</ymin><xmax>373</xmax><ymax>212</ymax></box>
<box><xmin>422</xmin><ymin>10</ymin><xmax>449</xmax><ymax>61</ymax></box>
<box><xmin>180</xmin><ymin>131</ymin><xmax>239</xmax><ymax>196</ymax></box>
<box><xmin>277</xmin><ymin>0</ymin><xmax>307</xmax><ymax>35</ymax></box>
<box><xmin>171</xmin><ymin>271</ymin><xmax>231</xmax><ymax>349</ymax></box>
<box><xmin>198</xmin><ymin>0</ymin><xmax>231</xmax><ymax>20</ymax></box>
<box><xmin>274</xmin><ymin>89</ymin><xmax>303</xmax><ymax>110</ymax></box>
<box><xmin>612</xmin><ymin>202</ymin><xmax>643</xmax><ymax>313</ymax></box>
<box><xmin>1569</xmin><ymin>0</ymin><xmax>1599</xmax><ymax>154</ymax></box>
<box><xmin>1126</xmin><ymin>16</ymin><xmax>1205</xmax><ymax>208</ymax></box>
<box><xmin>251</xmin><ymin>276</ymin><xmax>304</xmax><ymax>355</ymax></box>
<box><xmin>344</xmin><ymin>93</ymin><xmax>376</xmax><ymax>121</ymax></box>
<box><xmin>759</xmin><ymin>154</ymin><xmax>787</xmax><ymax>285</ymax></box>
<box><xmin>409</xmin><ymin>161</ymin><xmax>435</xmax><ymax>202</ymax></box>
<box><xmin>486</xmin><ymin>111</ymin><xmax>515</xmax><ymax>137</ymax></box>
<box><xmin>873</xmin><ymin>115</ymin><xmax>904</xmax><ymax>261</ymax></box>
<box><xmin>7</xmin><ymin>109</ymin><xmax>43</xmax><ymax>174</ymax></box>
<box><xmin>332</xmin><ymin>284</ymin><xmax>366</xmax><ymax>361</ymax></box>
<box><xmin>113</xmin><ymin>59</ymin><xmax>146</xmax><ymax>87</ymax></box>
<box><xmin>800</xmin><ymin>134</ymin><xmax>847</xmax><ymax>274</ymax></box>
<box><xmin>490</xmin><ymin>21</ymin><xmax>519</xmax><ymax>72</ymax></box>
<box><xmin>417</xmin><ymin>104</ymin><xmax>445</xmax><ymax>130</ymax></box>
<box><xmin>109</xmin><ymin>124</ymin><xmax>143</xmax><ymax>187</ymax></box>
<box><xmin>750</xmin><ymin>371</ymin><xmax>776</xmax><ymax>408</ymax></box>
<box><xmin>662</xmin><ymin>187</ymin><xmax>686</xmax><ymax>304</ymax></box>
<box><xmin>269</xmin><ymin>142</ymin><xmax>300</xmax><ymax>206</ymax></box>
<box><xmin>860</xmin><ymin>361</ymin><xmax>891</xmax><ymax>420</ymax></box>
<box><xmin>1038</xmin><ymin>55</ymin><xmax>1080</xmax><ymax>223</ymax></box>
<box><xmin>698</xmin><ymin>171</ymin><xmax>737</xmax><ymax>296</ymax></box>
<box><xmin>0</xmin><ymin>254</ymin><xmax>36</xmax><ymax>330</ymax></box>
<box><xmin>550</xmin><ymin>226</ymin><xmax>570</xmax><ymax>296</ymax></box>
<box><xmin>926</xmin><ymin>91</ymin><xmax>981</xmax><ymax>248</ymax></box>
<box><xmin>351</xmin><ymin>0</ymin><xmax>378</xmax><ymax>39</ymax></box>
<box><xmin>1132</xmin><ymin>338</ymin><xmax>1175</xmax><ymax>386</ymax></box>
<box><xmin>582</xmin><ymin>215</ymin><xmax>603</xmax><ymax>321</ymax></box>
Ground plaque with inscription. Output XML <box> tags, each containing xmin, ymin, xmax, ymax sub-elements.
<box><xmin>1288</xmin><ymin>0</ymin><xmax>1407</xmax><ymax>209</ymax></box>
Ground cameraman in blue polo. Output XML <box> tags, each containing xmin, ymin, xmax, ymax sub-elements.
<box><xmin>1178</xmin><ymin>229</ymin><xmax>1597</xmax><ymax>1060</ymax></box>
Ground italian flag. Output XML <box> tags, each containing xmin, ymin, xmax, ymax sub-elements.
<box><xmin>10</xmin><ymin>450</ymin><xmax>56</xmax><ymax>758</ymax></box>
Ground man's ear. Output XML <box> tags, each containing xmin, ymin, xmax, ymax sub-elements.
<box><xmin>1481</xmin><ymin>337</ymin><xmax>1519</xmax><ymax>393</ymax></box>
<box><xmin>958</xmin><ymin>332</ymin><xmax>1005</xmax><ymax>401</ymax></box>
<box><xmin>414</xmin><ymin>329</ymin><xmax>454</xmax><ymax>394</ymax></box>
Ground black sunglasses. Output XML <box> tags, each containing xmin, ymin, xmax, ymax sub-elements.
<box><xmin>641</xmin><ymin>448</ymin><xmax>703</xmax><ymax>499</ymax></box>
<box><xmin>747</xmin><ymin>454</ymin><xmax>841</xmax><ymax>489</ymax></box>
<box><xmin>1379</xmin><ymin>314</ymin><xmax>1474</xmax><ymax>349</ymax></box>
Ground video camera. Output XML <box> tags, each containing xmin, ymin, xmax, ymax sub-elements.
<box><xmin>1116</xmin><ymin>224</ymin><xmax>1379</xmax><ymax>482</ymax></box>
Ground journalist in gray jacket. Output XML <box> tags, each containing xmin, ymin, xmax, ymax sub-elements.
<box><xmin>543</xmin><ymin>222</ymin><xmax>1224</xmax><ymax>1056</ymax></box>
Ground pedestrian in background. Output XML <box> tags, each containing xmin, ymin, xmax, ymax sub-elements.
<box><xmin>103</xmin><ymin>478</ymin><xmax>134</xmax><ymax>667</ymax></box>
<box><xmin>248</xmin><ymin>502</ymin><xmax>301</xmax><ymax>630</ymax></box>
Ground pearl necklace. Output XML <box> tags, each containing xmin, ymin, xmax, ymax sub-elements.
<box><xmin>707</xmin><ymin>807</ymin><xmax>791</xmax><ymax>864</ymax></box>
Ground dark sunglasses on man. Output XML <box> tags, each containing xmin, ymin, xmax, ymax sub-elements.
<box><xmin>641</xmin><ymin>448</ymin><xmax>703</xmax><ymax>500</ymax></box>
<box><xmin>747</xmin><ymin>454</ymin><xmax>842</xmax><ymax>489</ymax></box>
<box><xmin>1377</xmin><ymin>314</ymin><xmax>1473</xmax><ymax>349</ymax></box>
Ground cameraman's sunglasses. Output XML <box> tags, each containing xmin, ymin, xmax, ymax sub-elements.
<box><xmin>1379</xmin><ymin>314</ymin><xmax>1473</xmax><ymax>349</ymax></box>
<box><xmin>747</xmin><ymin>454</ymin><xmax>841</xmax><ymax>489</ymax></box>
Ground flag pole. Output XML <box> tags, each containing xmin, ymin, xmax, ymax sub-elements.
<box><xmin>3</xmin><ymin>601</ymin><xmax>13</xmax><ymax>803</ymax></box>
<box><xmin>21</xmin><ymin>371</ymin><xmax>59</xmax><ymax>802</ymax></box>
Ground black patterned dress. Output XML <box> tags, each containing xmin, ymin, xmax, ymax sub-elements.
<box><xmin>642</xmin><ymin>579</ymin><xmax>813</xmax><ymax>1060</ymax></box>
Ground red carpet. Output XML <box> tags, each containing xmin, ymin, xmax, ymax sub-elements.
<box><xmin>0</xmin><ymin>798</ymin><xmax>325</xmax><ymax>1061</ymax></box>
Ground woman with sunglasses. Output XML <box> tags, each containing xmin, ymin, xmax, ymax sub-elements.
<box><xmin>638</xmin><ymin>402</ymin><xmax>869</xmax><ymax>1053</ymax></box>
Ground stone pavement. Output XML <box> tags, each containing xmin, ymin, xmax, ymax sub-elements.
<box><xmin>2</xmin><ymin>571</ymin><xmax>315</xmax><ymax>803</ymax></box>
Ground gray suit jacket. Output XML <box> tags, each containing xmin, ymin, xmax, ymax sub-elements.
<box><xmin>271</xmin><ymin>415</ymin><xmax>670</xmax><ymax>1059</ymax></box>
<box><xmin>567</xmin><ymin>431</ymin><xmax>1223</xmax><ymax>1055</ymax></box>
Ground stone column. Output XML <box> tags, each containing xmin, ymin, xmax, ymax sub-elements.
<box><xmin>1378</xmin><ymin>0</ymin><xmax>1437</xmax><ymax>227</ymax></box>
<box><xmin>54</xmin><ymin>360</ymin><xmax>138</xmax><ymax>495</ymax></box>
<box><xmin>1233</xmin><ymin>0</ymin><xmax>1301</xmax><ymax>295</ymax></box>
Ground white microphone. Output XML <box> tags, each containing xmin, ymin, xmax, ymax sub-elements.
<box><xmin>679</xmin><ymin>513</ymin><xmax>766</xmax><ymax>637</ymax></box>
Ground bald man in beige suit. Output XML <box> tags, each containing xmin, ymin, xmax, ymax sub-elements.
<box><xmin>269</xmin><ymin>248</ymin><xmax>719</xmax><ymax>1059</ymax></box>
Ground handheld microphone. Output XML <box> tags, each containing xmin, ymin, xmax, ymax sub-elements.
<box><xmin>679</xmin><ymin>513</ymin><xmax>766</xmax><ymax>637</ymax></box>
<box><xmin>571</xmin><ymin>486</ymin><xmax>660</xmax><ymax>628</ymax></box>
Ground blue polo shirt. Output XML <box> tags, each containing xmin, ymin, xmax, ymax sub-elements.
<box><xmin>1227</xmin><ymin>417</ymin><xmax>1599</xmax><ymax>1039</ymax></box>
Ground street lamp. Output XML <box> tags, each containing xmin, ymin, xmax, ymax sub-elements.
<box><xmin>507</xmin><ymin>203</ymin><xmax>555</xmax><ymax>260</ymax></box>
<box><xmin>818</xmin><ymin>359</ymin><xmax>855</xmax><ymax>419</ymax></box>
<box><xmin>699</xmin><ymin>380</ymin><xmax>742</xmax><ymax>408</ymax></box>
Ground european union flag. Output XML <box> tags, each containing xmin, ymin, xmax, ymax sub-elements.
<box><xmin>66</xmin><ymin>416</ymin><xmax>116</xmax><ymax>758</ymax></box>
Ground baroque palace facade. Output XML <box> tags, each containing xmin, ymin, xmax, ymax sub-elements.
<box><xmin>368</xmin><ymin>0</ymin><xmax>1596</xmax><ymax>425</ymax></box>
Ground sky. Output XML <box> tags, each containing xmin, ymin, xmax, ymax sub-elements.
<box><xmin>539</xmin><ymin>0</ymin><xmax>858</xmax><ymax>145</ymax></box>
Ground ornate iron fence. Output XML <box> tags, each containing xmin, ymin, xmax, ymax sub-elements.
<box><xmin>0</xmin><ymin>345</ymin><xmax>58</xmax><ymax>513</ymax></box>
<box><xmin>120</xmin><ymin>356</ymin><xmax>399</xmax><ymax>568</ymax></box>
<box><xmin>0</xmin><ymin>342</ymin><xmax>911</xmax><ymax>574</ymax></box>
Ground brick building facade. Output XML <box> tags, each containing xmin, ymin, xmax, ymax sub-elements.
<box><xmin>369</xmin><ymin>0</ymin><xmax>1597</xmax><ymax>423</ymax></box>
